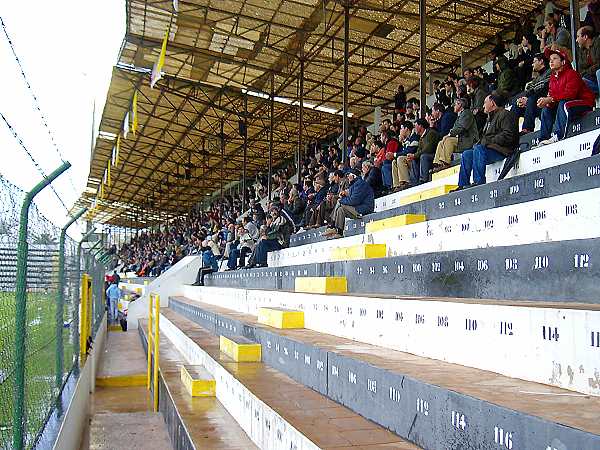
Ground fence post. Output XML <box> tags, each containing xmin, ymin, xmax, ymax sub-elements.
<box><xmin>56</xmin><ymin>207</ymin><xmax>86</xmax><ymax>390</ymax></box>
<box><xmin>74</xmin><ymin>228</ymin><xmax>96</xmax><ymax>370</ymax></box>
<box><xmin>12</xmin><ymin>161</ymin><xmax>71</xmax><ymax>450</ymax></box>
<box><xmin>153</xmin><ymin>294</ymin><xmax>160</xmax><ymax>412</ymax></box>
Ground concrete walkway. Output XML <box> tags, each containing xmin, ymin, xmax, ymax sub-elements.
<box><xmin>80</xmin><ymin>331</ymin><xmax>172</xmax><ymax>450</ymax></box>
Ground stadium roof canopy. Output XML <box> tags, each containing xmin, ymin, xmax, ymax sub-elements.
<box><xmin>77</xmin><ymin>0</ymin><xmax>548</xmax><ymax>226</ymax></box>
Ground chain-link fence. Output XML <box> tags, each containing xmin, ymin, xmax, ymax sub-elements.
<box><xmin>0</xmin><ymin>174</ymin><xmax>106</xmax><ymax>449</ymax></box>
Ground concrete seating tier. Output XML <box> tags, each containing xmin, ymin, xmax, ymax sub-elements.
<box><xmin>177</xmin><ymin>287</ymin><xmax>600</xmax><ymax>396</ymax></box>
<box><xmin>213</xmin><ymin>236</ymin><xmax>600</xmax><ymax>303</ymax></box>
<box><xmin>269</xmin><ymin>183</ymin><xmax>600</xmax><ymax>268</ymax></box>
<box><xmin>157</xmin><ymin>308</ymin><xmax>418</xmax><ymax>449</ymax></box>
<box><xmin>167</xmin><ymin>296</ymin><xmax>600</xmax><ymax>449</ymax></box>
<box><xmin>289</xmin><ymin>125</ymin><xmax>600</xmax><ymax>248</ymax></box>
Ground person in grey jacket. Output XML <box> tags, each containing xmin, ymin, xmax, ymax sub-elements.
<box><xmin>513</xmin><ymin>53</ymin><xmax>551</xmax><ymax>134</ymax></box>
<box><xmin>577</xmin><ymin>25</ymin><xmax>600</xmax><ymax>93</ymax></box>
<box><xmin>432</xmin><ymin>97</ymin><xmax>479</xmax><ymax>171</ymax></box>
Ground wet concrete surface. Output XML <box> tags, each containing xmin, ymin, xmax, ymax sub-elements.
<box><xmin>157</xmin><ymin>309</ymin><xmax>419</xmax><ymax>449</ymax></box>
<box><xmin>173</xmin><ymin>296</ymin><xmax>600</xmax><ymax>436</ymax></box>
<box><xmin>96</xmin><ymin>331</ymin><xmax>148</xmax><ymax>378</ymax></box>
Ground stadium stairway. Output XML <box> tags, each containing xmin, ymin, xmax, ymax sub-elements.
<box><xmin>139</xmin><ymin>308</ymin><xmax>418</xmax><ymax>449</ymax></box>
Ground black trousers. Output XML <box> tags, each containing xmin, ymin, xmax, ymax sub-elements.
<box><xmin>194</xmin><ymin>267</ymin><xmax>214</xmax><ymax>285</ymax></box>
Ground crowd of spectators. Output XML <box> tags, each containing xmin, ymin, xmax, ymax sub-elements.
<box><xmin>113</xmin><ymin>1</ymin><xmax>600</xmax><ymax>279</ymax></box>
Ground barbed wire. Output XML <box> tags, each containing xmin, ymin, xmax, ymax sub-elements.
<box><xmin>0</xmin><ymin>111</ymin><xmax>70</xmax><ymax>213</ymax></box>
<box><xmin>0</xmin><ymin>15</ymin><xmax>79</xmax><ymax>195</ymax></box>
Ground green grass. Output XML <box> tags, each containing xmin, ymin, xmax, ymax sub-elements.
<box><xmin>0</xmin><ymin>291</ymin><xmax>75</xmax><ymax>449</ymax></box>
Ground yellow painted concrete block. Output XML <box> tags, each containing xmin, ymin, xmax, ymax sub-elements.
<box><xmin>220</xmin><ymin>335</ymin><xmax>261</xmax><ymax>362</ymax></box>
<box><xmin>95</xmin><ymin>373</ymin><xmax>146</xmax><ymax>387</ymax></box>
<box><xmin>330</xmin><ymin>244</ymin><xmax>387</xmax><ymax>261</ymax></box>
<box><xmin>136</xmin><ymin>287</ymin><xmax>142</xmax><ymax>294</ymax></box>
<box><xmin>180</xmin><ymin>365</ymin><xmax>215</xmax><ymax>397</ymax></box>
<box><xmin>432</xmin><ymin>164</ymin><xmax>460</xmax><ymax>181</ymax></box>
<box><xmin>258</xmin><ymin>307</ymin><xmax>304</xmax><ymax>329</ymax></box>
<box><xmin>398</xmin><ymin>185</ymin><xmax>457</xmax><ymax>206</ymax></box>
<box><xmin>295</xmin><ymin>277</ymin><xmax>348</xmax><ymax>294</ymax></box>
<box><xmin>365</xmin><ymin>214</ymin><xmax>426</xmax><ymax>234</ymax></box>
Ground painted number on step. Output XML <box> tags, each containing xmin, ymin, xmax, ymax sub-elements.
<box><xmin>416</xmin><ymin>397</ymin><xmax>429</xmax><ymax>416</ymax></box>
<box><xmin>494</xmin><ymin>426</ymin><xmax>513</xmax><ymax>449</ymax></box>
<box><xmin>574</xmin><ymin>254</ymin><xmax>589</xmax><ymax>268</ymax></box>
<box><xmin>451</xmin><ymin>410</ymin><xmax>466</xmax><ymax>430</ymax></box>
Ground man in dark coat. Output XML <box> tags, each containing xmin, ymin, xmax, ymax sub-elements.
<box><xmin>457</xmin><ymin>94</ymin><xmax>519</xmax><ymax>188</ymax></box>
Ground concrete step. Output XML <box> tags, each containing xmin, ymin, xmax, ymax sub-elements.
<box><xmin>270</xmin><ymin>186</ymin><xmax>600</xmax><ymax>268</ymax></box>
<box><xmin>137</xmin><ymin>320</ymin><xmax>258</xmax><ymax>449</ymax></box>
<box><xmin>166</xmin><ymin>297</ymin><xmax>600</xmax><ymax>450</ymax></box>
<box><xmin>157</xmin><ymin>309</ymin><xmax>419</xmax><ymax>449</ymax></box>
<box><xmin>175</xmin><ymin>289</ymin><xmax>600</xmax><ymax>396</ymax></box>
<box><xmin>215</xmin><ymin>237</ymin><xmax>600</xmax><ymax>304</ymax></box>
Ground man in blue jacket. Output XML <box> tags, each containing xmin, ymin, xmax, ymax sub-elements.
<box><xmin>192</xmin><ymin>240</ymin><xmax>219</xmax><ymax>286</ymax></box>
<box><xmin>323</xmin><ymin>169</ymin><xmax>374</xmax><ymax>239</ymax></box>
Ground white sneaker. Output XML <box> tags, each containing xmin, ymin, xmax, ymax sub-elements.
<box><xmin>536</xmin><ymin>134</ymin><xmax>559</xmax><ymax>147</ymax></box>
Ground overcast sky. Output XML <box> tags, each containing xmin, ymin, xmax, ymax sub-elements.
<box><xmin>0</xmin><ymin>1</ymin><xmax>124</xmax><ymax>238</ymax></box>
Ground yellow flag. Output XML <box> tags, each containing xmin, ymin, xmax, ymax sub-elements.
<box><xmin>116</xmin><ymin>135</ymin><xmax>121</xmax><ymax>166</ymax></box>
<box><xmin>100</xmin><ymin>182</ymin><xmax>105</xmax><ymax>199</ymax></box>
<box><xmin>132</xmin><ymin>90</ymin><xmax>138</xmax><ymax>136</ymax></box>
<box><xmin>107</xmin><ymin>160</ymin><xmax>111</xmax><ymax>187</ymax></box>
<box><xmin>151</xmin><ymin>26</ymin><xmax>169</xmax><ymax>88</ymax></box>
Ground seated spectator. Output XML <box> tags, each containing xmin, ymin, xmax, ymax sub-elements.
<box><xmin>406</xmin><ymin>118</ymin><xmax>441</xmax><ymax>185</ymax></box>
<box><xmin>432</xmin><ymin>97</ymin><xmax>479</xmax><ymax>171</ymax></box>
<box><xmin>494</xmin><ymin>56</ymin><xmax>520</xmax><ymax>99</ymax></box>
<box><xmin>309</xmin><ymin>170</ymin><xmax>346</xmax><ymax>229</ymax></box>
<box><xmin>430</xmin><ymin>102</ymin><xmax>457</xmax><ymax>137</ymax></box>
<box><xmin>378</xmin><ymin>131</ymin><xmax>400</xmax><ymax>189</ymax></box>
<box><xmin>362</xmin><ymin>160</ymin><xmax>384</xmax><ymax>198</ymax></box>
<box><xmin>576</xmin><ymin>26</ymin><xmax>600</xmax><ymax>93</ymax></box>
<box><xmin>323</xmin><ymin>169</ymin><xmax>374</xmax><ymax>239</ymax></box>
<box><xmin>192</xmin><ymin>240</ymin><xmax>218</xmax><ymax>286</ymax></box>
<box><xmin>537</xmin><ymin>50</ymin><xmax>595</xmax><ymax>146</ymax></box>
<box><xmin>287</xmin><ymin>187</ymin><xmax>306</xmax><ymax>225</ymax></box>
<box><xmin>301</xmin><ymin>179</ymin><xmax>328</xmax><ymax>227</ymax></box>
<box><xmin>247</xmin><ymin>206</ymin><xmax>290</xmax><ymax>268</ymax></box>
<box><xmin>457</xmin><ymin>94</ymin><xmax>519</xmax><ymax>189</ymax></box>
<box><xmin>391</xmin><ymin>121</ymin><xmax>419</xmax><ymax>191</ymax></box>
<box><xmin>512</xmin><ymin>53</ymin><xmax>551</xmax><ymax>135</ymax></box>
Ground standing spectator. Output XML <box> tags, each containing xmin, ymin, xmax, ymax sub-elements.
<box><xmin>394</xmin><ymin>84</ymin><xmax>407</xmax><ymax>116</ymax></box>
<box><xmin>576</xmin><ymin>26</ymin><xmax>600</xmax><ymax>93</ymax></box>
<box><xmin>457</xmin><ymin>94</ymin><xmax>519</xmax><ymax>188</ymax></box>
<box><xmin>494</xmin><ymin>56</ymin><xmax>520</xmax><ymax>99</ymax></box>
<box><xmin>537</xmin><ymin>50</ymin><xmax>595</xmax><ymax>146</ymax></box>
<box><xmin>432</xmin><ymin>97</ymin><xmax>479</xmax><ymax>172</ymax></box>
<box><xmin>105</xmin><ymin>281</ymin><xmax>122</xmax><ymax>323</ymax></box>
<box><xmin>468</xmin><ymin>77</ymin><xmax>488</xmax><ymax>132</ymax></box>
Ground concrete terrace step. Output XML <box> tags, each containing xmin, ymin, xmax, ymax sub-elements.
<box><xmin>269</xmin><ymin>186</ymin><xmax>600</xmax><ymax>268</ymax></box>
<box><xmin>138</xmin><ymin>320</ymin><xmax>258</xmax><ymax>449</ymax></box>
<box><xmin>215</xmin><ymin>237</ymin><xmax>600</xmax><ymax>303</ymax></box>
<box><xmin>288</xmin><ymin>152</ymin><xmax>600</xmax><ymax>249</ymax></box>
<box><xmin>176</xmin><ymin>288</ymin><xmax>600</xmax><ymax>395</ymax></box>
<box><xmin>158</xmin><ymin>309</ymin><xmax>419</xmax><ymax>449</ymax></box>
<box><xmin>167</xmin><ymin>296</ymin><xmax>600</xmax><ymax>449</ymax></box>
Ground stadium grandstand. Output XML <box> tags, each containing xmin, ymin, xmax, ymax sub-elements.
<box><xmin>5</xmin><ymin>0</ymin><xmax>600</xmax><ymax>449</ymax></box>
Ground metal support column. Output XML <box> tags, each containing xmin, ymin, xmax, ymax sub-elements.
<box><xmin>268</xmin><ymin>73</ymin><xmax>274</xmax><ymax>200</ymax></box>
<box><xmin>342</xmin><ymin>1</ymin><xmax>350</xmax><ymax>162</ymax></box>
<box><xmin>569</xmin><ymin>0</ymin><xmax>580</xmax><ymax>71</ymax></box>
<box><xmin>298</xmin><ymin>58</ymin><xmax>304</xmax><ymax>182</ymax></box>
<box><xmin>220</xmin><ymin>119</ymin><xmax>225</xmax><ymax>201</ymax></box>
<box><xmin>57</xmin><ymin>207</ymin><xmax>87</xmax><ymax>389</ymax></box>
<box><xmin>419</xmin><ymin>0</ymin><xmax>427</xmax><ymax>118</ymax></box>
<box><xmin>13</xmin><ymin>161</ymin><xmax>71</xmax><ymax>450</ymax></box>
<box><xmin>242</xmin><ymin>94</ymin><xmax>248</xmax><ymax>211</ymax></box>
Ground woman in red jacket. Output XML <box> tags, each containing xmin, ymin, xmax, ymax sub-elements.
<box><xmin>537</xmin><ymin>49</ymin><xmax>595</xmax><ymax>146</ymax></box>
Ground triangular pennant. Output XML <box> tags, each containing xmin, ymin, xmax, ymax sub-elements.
<box><xmin>151</xmin><ymin>25</ymin><xmax>170</xmax><ymax>88</ymax></box>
